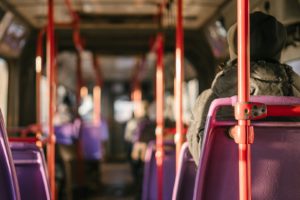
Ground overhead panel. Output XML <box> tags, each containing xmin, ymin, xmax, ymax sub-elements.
<box><xmin>99</xmin><ymin>55</ymin><xmax>138</xmax><ymax>81</ymax></box>
<box><xmin>7</xmin><ymin>0</ymin><xmax>228</xmax><ymax>29</ymax></box>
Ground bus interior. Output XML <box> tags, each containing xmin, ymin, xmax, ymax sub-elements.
<box><xmin>0</xmin><ymin>0</ymin><xmax>299</xmax><ymax>200</ymax></box>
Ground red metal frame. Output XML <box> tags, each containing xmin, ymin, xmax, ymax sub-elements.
<box><xmin>235</xmin><ymin>1</ymin><xmax>251</xmax><ymax>200</ymax></box>
<box><xmin>92</xmin><ymin>54</ymin><xmax>103</xmax><ymax>87</ymax></box>
<box><xmin>131</xmin><ymin>59</ymin><xmax>143</xmax><ymax>117</ymax></box>
<box><xmin>64</xmin><ymin>0</ymin><xmax>87</xmax><ymax>187</ymax></box>
<box><xmin>9</xmin><ymin>137</ymin><xmax>39</xmax><ymax>143</ymax></box>
<box><xmin>267</xmin><ymin>105</ymin><xmax>300</xmax><ymax>116</ymax></box>
<box><xmin>164</xmin><ymin>127</ymin><xmax>187</xmax><ymax>135</ymax></box>
<box><xmin>76</xmin><ymin>52</ymin><xmax>83</xmax><ymax>114</ymax></box>
<box><xmin>92</xmin><ymin>53</ymin><xmax>103</xmax><ymax>125</ymax></box>
<box><xmin>155</xmin><ymin>33</ymin><xmax>164</xmax><ymax>200</ymax></box>
<box><xmin>36</xmin><ymin>28</ymin><xmax>45</xmax><ymax>147</ymax></box>
<box><xmin>174</xmin><ymin>0</ymin><xmax>184</xmax><ymax>170</ymax></box>
<box><xmin>47</xmin><ymin>0</ymin><xmax>56</xmax><ymax>199</ymax></box>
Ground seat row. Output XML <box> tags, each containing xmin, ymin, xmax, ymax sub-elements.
<box><xmin>0</xmin><ymin>110</ymin><xmax>50</xmax><ymax>200</ymax></box>
<box><xmin>142</xmin><ymin>96</ymin><xmax>300</xmax><ymax>200</ymax></box>
<box><xmin>0</xmin><ymin>111</ymin><xmax>108</xmax><ymax>200</ymax></box>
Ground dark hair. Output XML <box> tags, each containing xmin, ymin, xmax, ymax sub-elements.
<box><xmin>228</xmin><ymin>12</ymin><xmax>287</xmax><ymax>61</ymax></box>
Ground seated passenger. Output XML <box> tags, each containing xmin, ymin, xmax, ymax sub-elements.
<box><xmin>187</xmin><ymin>11</ymin><xmax>300</xmax><ymax>165</ymax></box>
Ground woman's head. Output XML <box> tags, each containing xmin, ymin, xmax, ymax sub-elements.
<box><xmin>227</xmin><ymin>11</ymin><xmax>287</xmax><ymax>62</ymax></box>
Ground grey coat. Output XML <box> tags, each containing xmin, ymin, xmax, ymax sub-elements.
<box><xmin>187</xmin><ymin>60</ymin><xmax>300</xmax><ymax>165</ymax></box>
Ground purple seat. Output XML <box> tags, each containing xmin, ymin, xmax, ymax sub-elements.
<box><xmin>142</xmin><ymin>140</ymin><xmax>176</xmax><ymax>200</ymax></box>
<box><xmin>80</xmin><ymin>121</ymin><xmax>108</xmax><ymax>160</ymax></box>
<box><xmin>10</xmin><ymin>142</ymin><xmax>50</xmax><ymax>200</ymax></box>
<box><xmin>172</xmin><ymin>142</ymin><xmax>197</xmax><ymax>200</ymax></box>
<box><xmin>0</xmin><ymin>110</ymin><xmax>20</xmax><ymax>200</ymax></box>
<box><xmin>194</xmin><ymin>96</ymin><xmax>300</xmax><ymax>200</ymax></box>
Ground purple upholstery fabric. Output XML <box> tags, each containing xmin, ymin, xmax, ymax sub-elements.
<box><xmin>10</xmin><ymin>142</ymin><xmax>50</xmax><ymax>200</ymax></box>
<box><xmin>207</xmin><ymin>95</ymin><xmax>300</xmax><ymax>117</ymax></box>
<box><xmin>172</xmin><ymin>142</ymin><xmax>197</xmax><ymax>200</ymax></box>
<box><xmin>142</xmin><ymin>141</ymin><xmax>176</xmax><ymax>200</ymax></box>
<box><xmin>194</xmin><ymin>96</ymin><xmax>300</xmax><ymax>200</ymax></box>
<box><xmin>80</xmin><ymin>121</ymin><xmax>108</xmax><ymax>160</ymax></box>
<box><xmin>55</xmin><ymin>122</ymin><xmax>79</xmax><ymax>145</ymax></box>
<box><xmin>0</xmin><ymin>110</ymin><xmax>20</xmax><ymax>200</ymax></box>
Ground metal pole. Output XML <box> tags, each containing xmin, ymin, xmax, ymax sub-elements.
<box><xmin>155</xmin><ymin>33</ymin><xmax>164</xmax><ymax>200</ymax></box>
<box><xmin>236</xmin><ymin>0</ymin><xmax>251</xmax><ymax>199</ymax></box>
<box><xmin>175</xmin><ymin>0</ymin><xmax>184</xmax><ymax>170</ymax></box>
<box><xmin>36</xmin><ymin>29</ymin><xmax>44</xmax><ymax>147</ymax></box>
<box><xmin>131</xmin><ymin>59</ymin><xmax>143</xmax><ymax>117</ymax></box>
<box><xmin>92</xmin><ymin>54</ymin><xmax>102</xmax><ymax>125</ymax></box>
<box><xmin>76</xmin><ymin>52</ymin><xmax>83</xmax><ymax>115</ymax></box>
<box><xmin>47</xmin><ymin>0</ymin><xmax>56</xmax><ymax>198</ymax></box>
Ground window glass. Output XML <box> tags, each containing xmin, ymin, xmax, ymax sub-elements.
<box><xmin>114</xmin><ymin>97</ymin><xmax>134</xmax><ymax>123</ymax></box>
<box><xmin>206</xmin><ymin>20</ymin><xmax>228</xmax><ymax>58</ymax></box>
<box><xmin>0</xmin><ymin>58</ymin><xmax>8</xmax><ymax>124</ymax></box>
<box><xmin>287</xmin><ymin>59</ymin><xmax>300</xmax><ymax>75</ymax></box>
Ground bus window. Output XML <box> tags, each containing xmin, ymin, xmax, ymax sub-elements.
<box><xmin>287</xmin><ymin>59</ymin><xmax>300</xmax><ymax>75</ymax></box>
<box><xmin>0</xmin><ymin>58</ymin><xmax>8</xmax><ymax>124</ymax></box>
<box><xmin>114</xmin><ymin>97</ymin><xmax>134</xmax><ymax>123</ymax></box>
<box><xmin>183</xmin><ymin>79</ymin><xmax>199</xmax><ymax>124</ymax></box>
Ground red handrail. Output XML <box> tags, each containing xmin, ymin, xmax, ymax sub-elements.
<box><xmin>76</xmin><ymin>52</ymin><xmax>83</xmax><ymax>113</ymax></box>
<box><xmin>174</xmin><ymin>0</ymin><xmax>185</xmax><ymax>170</ymax></box>
<box><xmin>8</xmin><ymin>135</ymin><xmax>48</xmax><ymax>145</ymax></box>
<box><xmin>92</xmin><ymin>54</ymin><xmax>103</xmax><ymax>87</ymax></box>
<box><xmin>36</xmin><ymin>28</ymin><xmax>45</xmax><ymax>147</ymax></box>
<box><xmin>47</xmin><ymin>0</ymin><xmax>56</xmax><ymax>199</ymax></box>
<box><xmin>9</xmin><ymin>137</ymin><xmax>39</xmax><ymax>143</ymax></box>
<box><xmin>7</xmin><ymin>124</ymin><xmax>41</xmax><ymax>135</ymax></box>
<box><xmin>164</xmin><ymin>127</ymin><xmax>187</xmax><ymax>135</ymax></box>
<box><xmin>155</xmin><ymin>33</ymin><xmax>164</xmax><ymax>200</ymax></box>
<box><xmin>235</xmin><ymin>1</ymin><xmax>251</xmax><ymax>200</ymax></box>
<box><xmin>64</xmin><ymin>0</ymin><xmax>86</xmax><ymax>187</ymax></box>
<box><xmin>266</xmin><ymin>105</ymin><xmax>300</xmax><ymax>117</ymax></box>
<box><xmin>131</xmin><ymin>59</ymin><xmax>143</xmax><ymax>117</ymax></box>
<box><xmin>92</xmin><ymin>53</ymin><xmax>103</xmax><ymax>125</ymax></box>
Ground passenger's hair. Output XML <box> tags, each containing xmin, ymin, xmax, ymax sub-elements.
<box><xmin>227</xmin><ymin>11</ymin><xmax>287</xmax><ymax>62</ymax></box>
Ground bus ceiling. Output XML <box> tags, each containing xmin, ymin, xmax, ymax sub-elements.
<box><xmin>0</xmin><ymin>0</ymin><xmax>298</xmax><ymax>57</ymax></box>
<box><xmin>2</xmin><ymin>0</ymin><xmax>299</xmax><ymax>30</ymax></box>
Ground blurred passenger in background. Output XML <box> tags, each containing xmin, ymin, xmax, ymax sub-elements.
<box><xmin>128</xmin><ymin>101</ymin><xmax>156</xmax><ymax>199</ymax></box>
<box><xmin>124</xmin><ymin>101</ymin><xmax>148</xmax><ymax>177</ymax></box>
<box><xmin>54</xmin><ymin>92</ymin><xmax>77</xmax><ymax>200</ymax></box>
<box><xmin>79</xmin><ymin>93</ymin><xmax>109</xmax><ymax>191</ymax></box>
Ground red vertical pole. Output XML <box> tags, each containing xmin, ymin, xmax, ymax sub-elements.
<box><xmin>75</xmin><ymin>51</ymin><xmax>85</xmax><ymax>186</ymax></box>
<box><xmin>155</xmin><ymin>33</ymin><xmax>164</xmax><ymax>200</ymax></box>
<box><xmin>132</xmin><ymin>85</ymin><xmax>142</xmax><ymax>117</ymax></box>
<box><xmin>47</xmin><ymin>0</ymin><xmax>56</xmax><ymax>199</ymax></box>
<box><xmin>36</xmin><ymin>29</ymin><xmax>44</xmax><ymax>147</ymax></box>
<box><xmin>76</xmin><ymin>52</ymin><xmax>83</xmax><ymax>114</ymax></box>
<box><xmin>92</xmin><ymin>54</ymin><xmax>102</xmax><ymax>125</ymax></box>
<box><xmin>175</xmin><ymin>0</ymin><xmax>184</xmax><ymax>170</ymax></box>
<box><xmin>236</xmin><ymin>0</ymin><xmax>251</xmax><ymax>199</ymax></box>
<box><xmin>131</xmin><ymin>59</ymin><xmax>143</xmax><ymax>117</ymax></box>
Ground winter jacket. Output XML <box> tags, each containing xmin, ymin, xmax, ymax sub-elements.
<box><xmin>187</xmin><ymin>60</ymin><xmax>300</xmax><ymax>165</ymax></box>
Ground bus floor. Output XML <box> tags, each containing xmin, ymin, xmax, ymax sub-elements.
<box><xmin>80</xmin><ymin>161</ymin><xmax>136</xmax><ymax>200</ymax></box>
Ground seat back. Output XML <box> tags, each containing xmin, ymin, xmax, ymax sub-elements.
<box><xmin>172</xmin><ymin>142</ymin><xmax>197</xmax><ymax>200</ymax></box>
<box><xmin>142</xmin><ymin>140</ymin><xmax>176</xmax><ymax>200</ymax></box>
<box><xmin>194</xmin><ymin>96</ymin><xmax>300</xmax><ymax>200</ymax></box>
<box><xmin>10</xmin><ymin>142</ymin><xmax>50</xmax><ymax>200</ymax></box>
<box><xmin>80</xmin><ymin>121</ymin><xmax>108</xmax><ymax>160</ymax></box>
<box><xmin>0</xmin><ymin>110</ymin><xmax>20</xmax><ymax>200</ymax></box>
